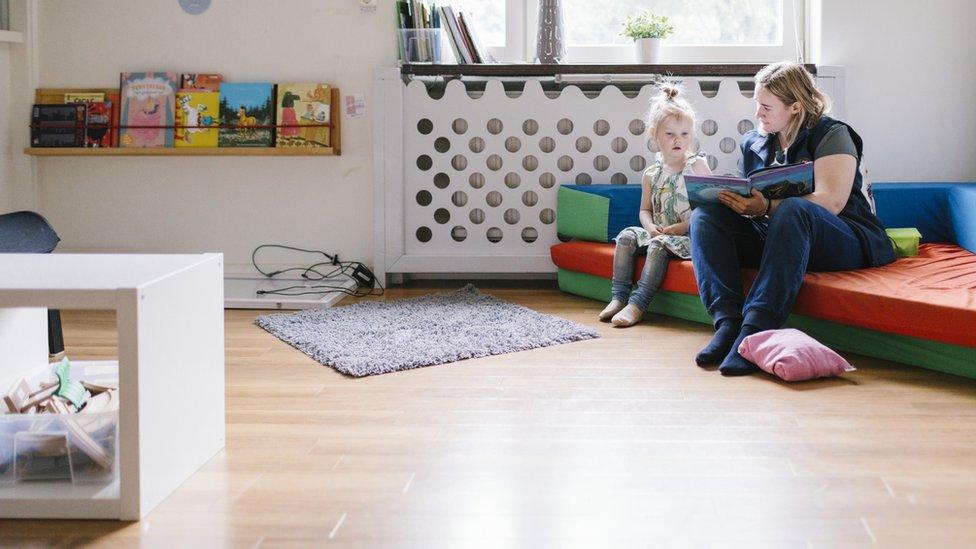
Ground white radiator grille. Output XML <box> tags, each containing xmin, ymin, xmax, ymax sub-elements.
<box><xmin>374</xmin><ymin>68</ymin><xmax>844</xmax><ymax>278</ymax></box>
<box><xmin>403</xmin><ymin>79</ymin><xmax>753</xmax><ymax>257</ymax></box>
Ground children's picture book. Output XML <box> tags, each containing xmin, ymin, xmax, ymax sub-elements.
<box><xmin>54</xmin><ymin>89</ymin><xmax>120</xmax><ymax>146</ymax></box>
<box><xmin>181</xmin><ymin>73</ymin><xmax>222</xmax><ymax>92</ymax></box>
<box><xmin>31</xmin><ymin>104</ymin><xmax>87</xmax><ymax>147</ymax></box>
<box><xmin>84</xmin><ymin>101</ymin><xmax>114</xmax><ymax>148</ymax></box>
<box><xmin>275</xmin><ymin>83</ymin><xmax>331</xmax><ymax>148</ymax></box>
<box><xmin>119</xmin><ymin>72</ymin><xmax>178</xmax><ymax>148</ymax></box>
<box><xmin>219</xmin><ymin>83</ymin><xmax>275</xmax><ymax>147</ymax></box>
<box><xmin>64</xmin><ymin>92</ymin><xmax>105</xmax><ymax>103</ymax></box>
<box><xmin>175</xmin><ymin>91</ymin><xmax>219</xmax><ymax>147</ymax></box>
<box><xmin>684</xmin><ymin>162</ymin><xmax>815</xmax><ymax>207</ymax></box>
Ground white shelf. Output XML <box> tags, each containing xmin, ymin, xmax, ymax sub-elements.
<box><xmin>0</xmin><ymin>479</ymin><xmax>120</xmax><ymax>519</ymax></box>
<box><xmin>0</xmin><ymin>253</ymin><xmax>225</xmax><ymax>519</ymax></box>
<box><xmin>0</xmin><ymin>30</ymin><xmax>23</xmax><ymax>43</ymax></box>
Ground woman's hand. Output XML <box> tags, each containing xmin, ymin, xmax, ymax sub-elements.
<box><xmin>718</xmin><ymin>188</ymin><xmax>768</xmax><ymax>217</ymax></box>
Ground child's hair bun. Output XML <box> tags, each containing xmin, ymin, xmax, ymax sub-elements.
<box><xmin>659</xmin><ymin>82</ymin><xmax>681</xmax><ymax>101</ymax></box>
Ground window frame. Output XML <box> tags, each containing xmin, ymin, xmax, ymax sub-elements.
<box><xmin>484</xmin><ymin>0</ymin><xmax>806</xmax><ymax>64</ymax></box>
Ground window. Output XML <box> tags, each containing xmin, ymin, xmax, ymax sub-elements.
<box><xmin>452</xmin><ymin>0</ymin><xmax>804</xmax><ymax>63</ymax></box>
<box><xmin>454</xmin><ymin>0</ymin><xmax>524</xmax><ymax>62</ymax></box>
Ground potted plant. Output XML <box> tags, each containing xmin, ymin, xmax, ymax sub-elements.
<box><xmin>621</xmin><ymin>11</ymin><xmax>674</xmax><ymax>64</ymax></box>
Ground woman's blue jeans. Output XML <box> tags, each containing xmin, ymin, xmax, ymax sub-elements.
<box><xmin>690</xmin><ymin>198</ymin><xmax>867</xmax><ymax>330</ymax></box>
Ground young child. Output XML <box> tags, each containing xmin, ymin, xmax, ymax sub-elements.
<box><xmin>598</xmin><ymin>83</ymin><xmax>711</xmax><ymax>327</ymax></box>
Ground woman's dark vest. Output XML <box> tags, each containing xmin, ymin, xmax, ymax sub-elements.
<box><xmin>740</xmin><ymin>116</ymin><xmax>896</xmax><ymax>267</ymax></box>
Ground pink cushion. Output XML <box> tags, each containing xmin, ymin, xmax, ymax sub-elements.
<box><xmin>738</xmin><ymin>329</ymin><xmax>856</xmax><ymax>381</ymax></box>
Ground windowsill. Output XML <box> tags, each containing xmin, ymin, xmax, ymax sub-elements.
<box><xmin>0</xmin><ymin>29</ymin><xmax>23</xmax><ymax>43</ymax></box>
<box><xmin>399</xmin><ymin>63</ymin><xmax>817</xmax><ymax>78</ymax></box>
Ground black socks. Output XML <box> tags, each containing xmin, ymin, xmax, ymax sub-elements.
<box><xmin>695</xmin><ymin>318</ymin><xmax>741</xmax><ymax>366</ymax></box>
<box><xmin>718</xmin><ymin>324</ymin><xmax>763</xmax><ymax>376</ymax></box>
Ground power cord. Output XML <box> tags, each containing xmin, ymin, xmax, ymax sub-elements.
<box><xmin>250</xmin><ymin>244</ymin><xmax>384</xmax><ymax>298</ymax></box>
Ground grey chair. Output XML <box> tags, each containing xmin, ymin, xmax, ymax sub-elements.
<box><xmin>0</xmin><ymin>211</ymin><xmax>64</xmax><ymax>355</ymax></box>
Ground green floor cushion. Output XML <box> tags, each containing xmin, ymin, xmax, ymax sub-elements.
<box><xmin>557</xmin><ymin>268</ymin><xmax>976</xmax><ymax>379</ymax></box>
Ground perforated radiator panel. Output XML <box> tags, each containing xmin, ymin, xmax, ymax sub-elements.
<box><xmin>402</xmin><ymin>79</ymin><xmax>754</xmax><ymax>257</ymax></box>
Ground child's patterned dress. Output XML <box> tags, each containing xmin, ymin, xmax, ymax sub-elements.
<box><xmin>615</xmin><ymin>152</ymin><xmax>703</xmax><ymax>258</ymax></box>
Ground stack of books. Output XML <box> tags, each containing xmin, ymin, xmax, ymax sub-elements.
<box><xmin>395</xmin><ymin>1</ymin><xmax>494</xmax><ymax>64</ymax></box>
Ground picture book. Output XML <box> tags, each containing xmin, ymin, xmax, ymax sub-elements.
<box><xmin>64</xmin><ymin>92</ymin><xmax>105</xmax><ymax>103</ymax></box>
<box><xmin>31</xmin><ymin>104</ymin><xmax>87</xmax><ymax>147</ymax></box>
<box><xmin>275</xmin><ymin>83</ymin><xmax>331</xmax><ymax>148</ymax></box>
<box><xmin>119</xmin><ymin>72</ymin><xmax>178</xmax><ymax>148</ymax></box>
<box><xmin>219</xmin><ymin>83</ymin><xmax>275</xmax><ymax>147</ymax></box>
<box><xmin>684</xmin><ymin>162</ymin><xmax>815</xmax><ymax>207</ymax></box>
<box><xmin>51</xmin><ymin>89</ymin><xmax>120</xmax><ymax>146</ymax></box>
<box><xmin>181</xmin><ymin>73</ymin><xmax>222</xmax><ymax>92</ymax></box>
<box><xmin>175</xmin><ymin>91</ymin><xmax>219</xmax><ymax>147</ymax></box>
<box><xmin>83</xmin><ymin>101</ymin><xmax>114</xmax><ymax>148</ymax></box>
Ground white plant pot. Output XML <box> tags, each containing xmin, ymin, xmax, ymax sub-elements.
<box><xmin>635</xmin><ymin>37</ymin><xmax>662</xmax><ymax>64</ymax></box>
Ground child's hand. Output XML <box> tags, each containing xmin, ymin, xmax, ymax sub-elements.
<box><xmin>662</xmin><ymin>222</ymin><xmax>688</xmax><ymax>236</ymax></box>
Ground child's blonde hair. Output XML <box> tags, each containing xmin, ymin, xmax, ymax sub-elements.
<box><xmin>755</xmin><ymin>61</ymin><xmax>831</xmax><ymax>147</ymax></box>
<box><xmin>646</xmin><ymin>82</ymin><xmax>697</xmax><ymax>143</ymax></box>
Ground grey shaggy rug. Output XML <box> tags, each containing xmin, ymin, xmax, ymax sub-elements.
<box><xmin>254</xmin><ymin>284</ymin><xmax>599</xmax><ymax>377</ymax></box>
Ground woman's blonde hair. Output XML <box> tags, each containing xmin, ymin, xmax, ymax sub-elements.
<box><xmin>647</xmin><ymin>82</ymin><xmax>697</xmax><ymax>145</ymax></box>
<box><xmin>755</xmin><ymin>61</ymin><xmax>831</xmax><ymax>146</ymax></box>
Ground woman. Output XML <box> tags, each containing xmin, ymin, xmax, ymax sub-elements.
<box><xmin>690</xmin><ymin>61</ymin><xmax>895</xmax><ymax>376</ymax></box>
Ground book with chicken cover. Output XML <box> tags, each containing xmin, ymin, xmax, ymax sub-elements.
<box><xmin>275</xmin><ymin>83</ymin><xmax>331</xmax><ymax>148</ymax></box>
<box><xmin>119</xmin><ymin>72</ymin><xmax>178</xmax><ymax>148</ymax></box>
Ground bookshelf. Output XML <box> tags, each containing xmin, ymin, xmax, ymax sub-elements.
<box><xmin>25</xmin><ymin>87</ymin><xmax>342</xmax><ymax>156</ymax></box>
<box><xmin>25</xmin><ymin>147</ymin><xmax>337</xmax><ymax>157</ymax></box>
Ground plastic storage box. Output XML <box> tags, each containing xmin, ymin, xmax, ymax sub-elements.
<box><xmin>398</xmin><ymin>28</ymin><xmax>457</xmax><ymax>64</ymax></box>
<box><xmin>0</xmin><ymin>360</ymin><xmax>118</xmax><ymax>485</ymax></box>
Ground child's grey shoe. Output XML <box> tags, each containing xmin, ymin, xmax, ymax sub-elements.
<box><xmin>598</xmin><ymin>299</ymin><xmax>627</xmax><ymax>321</ymax></box>
<box><xmin>611</xmin><ymin>304</ymin><xmax>645</xmax><ymax>327</ymax></box>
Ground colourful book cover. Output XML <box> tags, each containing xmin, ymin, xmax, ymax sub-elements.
<box><xmin>275</xmin><ymin>83</ymin><xmax>331</xmax><ymax>148</ymax></box>
<box><xmin>59</xmin><ymin>89</ymin><xmax>120</xmax><ymax>146</ymax></box>
<box><xmin>119</xmin><ymin>72</ymin><xmax>178</xmax><ymax>148</ymax></box>
<box><xmin>181</xmin><ymin>73</ymin><xmax>222</xmax><ymax>92</ymax></box>
<box><xmin>684</xmin><ymin>162</ymin><xmax>814</xmax><ymax>207</ymax></box>
<box><xmin>175</xmin><ymin>91</ymin><xmax>219</xmax><ymax>147</ymax></box>
<box><xmin>31</xmin><ymin>104</ymin><xmax>87</xmax><ymax>147</ymax></box>
<box><xmin>219</xmin><ymin>83</ymin><xmax>274</xmax><ymax>147</ymax></box>
<box><xmin>84</xmin><ymin>101</ymin><xmax>114</xmax><ymax>148</ymax></box>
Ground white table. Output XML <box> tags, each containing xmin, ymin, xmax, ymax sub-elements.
<box><xmin>0</xmin><ymin>253</ymin><xmax>225</xmax><ymax>520</ymax></box>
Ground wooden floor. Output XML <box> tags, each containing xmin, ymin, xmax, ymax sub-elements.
<box><xmin>3</xmin><ymin>282</ymin><xmax>976</xmax><ymax>547</ymax></box>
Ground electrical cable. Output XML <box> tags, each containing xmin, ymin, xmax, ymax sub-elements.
<box><xmin>250</xmin><ymin>244</ymin><xmax>384</xmax><ymax>298</ymax></box>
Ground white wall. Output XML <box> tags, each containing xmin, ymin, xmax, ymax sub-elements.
<box><xmin>0</xmin><ymin>42</ymin><xmax>12</xmax><ymax>212</ymax></box>
<box><xmin>820</xmin><ymin>0</ymin><xmax>976</xmax><ymax>182</ymax></box>
<box><xmin>12</xmin><ymin>0</ymin><xmax>974</xmax><ymax>274</ymax></box>
<box><xmin>0</xmin><ymin>0</ymin><xmax>34</xmax><ymax>215</ymax></box>
<box><xmin>32</xmin><ymin>0</ymin><xmax>395</xmax><ymax>275</ymax></box>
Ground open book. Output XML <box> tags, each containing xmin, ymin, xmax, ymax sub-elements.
<box><xmin>684</xmin><ymin>162</ymin><xmax>814</xmax><ymax>207</ymax></box>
